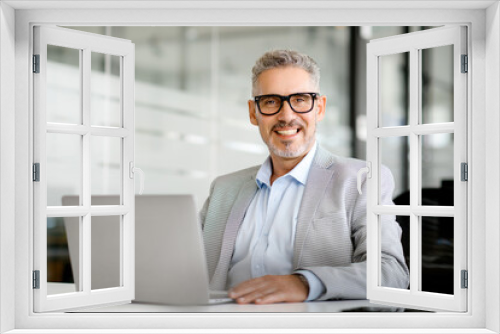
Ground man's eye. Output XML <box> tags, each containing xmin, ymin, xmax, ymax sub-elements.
<box><xmin>293</xmin><ymin>95</ymin><xmax>310</xmax><ymax>104</ymax></box>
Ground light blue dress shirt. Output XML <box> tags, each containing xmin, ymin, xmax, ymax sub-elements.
<box><xmin>227</xmin><ymin>142</ymin><xmax>326</xmax><ymax>301</ymax></box>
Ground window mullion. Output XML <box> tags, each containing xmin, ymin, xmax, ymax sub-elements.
<box><xmin>34</xmin><ymin>27</ymin><xmax>49</xmax><ymax>304</ymax></box>
<box><xmin>409</xmin><ymin>47</ymin><xmax>419</xmax><ymax>209</ymax></box>
<box><xmin>409</xmin><ymin>47</ymin><xmax>420</xmax><ymax>296</ymax></box>
<box><xmin>410</xmin><ymin>213</ymin><xmax>420</xmax><ymax>293</ymax></box>
<box><xmin>373</xmin><ymin>205</ymin><xmax>454</xmax><ymax>216</ymax></box>
<box><xmin>454</xmin><ymin>26</ymin><xmax>468</xmax><ymax>307</ymax></box>
<box><xmin>82</xmin><ymin>48</ymin><xmax>90</xmax><ymax>207</ymax></box>
<box><xmin>122</xmin><ymin>48</ymin><xmax>135</xmax><ymax>291</ymax></box>
<box><xmin>82</xmin><ymin>47</ymin><xmax>91</xmax><ymax>294</ymax></box>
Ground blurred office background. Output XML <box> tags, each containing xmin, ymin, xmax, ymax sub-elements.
<box><xmin>49</xmin><ymin>26</ymin><xmax>451</xmax><ymax>208</ymax></box>
<box><xmin>47</xmin><ymin>26</ymin><xmax>454</xmax><ymax>295</ymax></box>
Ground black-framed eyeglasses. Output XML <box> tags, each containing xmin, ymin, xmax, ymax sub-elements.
<box><xmin>254</xmin><ymin>92</ymin><xmax>319</xmax><ymax>116</ymax></box>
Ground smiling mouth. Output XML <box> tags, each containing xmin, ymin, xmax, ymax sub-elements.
<box><xmin>276</xmin><ymin>129</ymin><xmax>299</xmax><ymax>136</ymax></box>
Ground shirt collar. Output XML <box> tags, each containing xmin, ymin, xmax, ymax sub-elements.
<box><xmin>256</xmin><ymin>142</ymin><xmax>318</xmax><ymax>188</ymax></box>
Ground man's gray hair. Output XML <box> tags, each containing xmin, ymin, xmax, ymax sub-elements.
<box><xmin>251</xmin><ymin>49</ymin><xmax>320</xmax><ymax>96</ymax></box>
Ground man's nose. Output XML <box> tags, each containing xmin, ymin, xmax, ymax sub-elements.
<box><xmin>277</xmin><ymin>100</ymin><xmax>296</xmax><ymax>122</ymax></box>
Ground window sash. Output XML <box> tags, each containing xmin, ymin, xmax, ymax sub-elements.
<box><xmin>33</xmin><ymin>25</ymin><xmax>136</xmax><ymax>312</ymax></box>
<box><xmin>366</xmin><ymin>25</ymin><xmax>468</xmax><ymax>312</ymax></box>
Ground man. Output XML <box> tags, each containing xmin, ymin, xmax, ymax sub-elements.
<box><xmin>200</xmin><ymin>50</ymin><xmax>409</xmax><ymax>305</ymax></box>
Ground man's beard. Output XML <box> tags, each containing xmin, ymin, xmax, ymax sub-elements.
<box><xmin>268</xmin><ymin>139</ymin><xmax>314</xmax><ymax>158</ymax></box>
<box><xmin>266</xmin><ymin>119</ymin><xmax>316</xmax><ymax>158</ymax></box>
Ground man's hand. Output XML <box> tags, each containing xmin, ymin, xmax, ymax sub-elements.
<box><xmin>228</xmin><ymin>274</ymin><xmax>309</xmax><ymax>305</ymax></box>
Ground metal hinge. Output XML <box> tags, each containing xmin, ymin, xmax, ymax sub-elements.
<box><xmin>461</xmin><ymin>162</ymin><xmax>468</xmax><ymax>181</ymax></box>
<box><xmin>461</xmin><ymin>54</ymin><xmax>468</xmax><ymax>73</ymax></box>
<box><xmin>33</xmin><ymin>55</ymin><xmax>40</xmax><ymax>73</ymax></box>
<box><xmin>33</xmin><ymin>270</ymin><xmax>40</xmax><ymax>289</ymax></box>
<box><xmin>33</xmin><ymin>163</ymin><xmax>40</xmax><ymax>182</ymax></box>
<box><xmin>461</xmin><ymin>270</ymin><xmax>468</xmax><ymax>289</ymax></box>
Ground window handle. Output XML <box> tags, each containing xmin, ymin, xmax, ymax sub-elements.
<box><xmin>357</xmin><ymin>162</ymin><xmax>372</xmax><ymax>195</ymax></box>
<box><xmin>129</xmin><ymin>162</ymin><xmax>145</xmax><ymax>195</ymax></box>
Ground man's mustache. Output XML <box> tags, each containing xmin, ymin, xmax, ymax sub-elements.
<box><xmin>272</xmin><ymin>120</ymin><xmax>304</xmax><ymax>131</ymax></box>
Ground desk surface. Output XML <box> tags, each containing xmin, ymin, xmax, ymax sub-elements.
<box><xmin>72</xmin><ymin>299</ymin><xmax>420</xmax><ymax>313</ymax></box>
<box><xmin>46</xmin><ymin>283</ymin><xmax>426</xmax><ymax>313</ymax></box>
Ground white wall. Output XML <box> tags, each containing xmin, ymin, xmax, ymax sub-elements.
<box><xmin>485</xmin><ymin>2</ymin><xmax>500</xmax><ymax>333</ymax></box>
<box><xmin>4</xmin><ymin>4</ymin><xmax>497</xmax><ymax>332</ymax></box>
<box><xmin>0</xmin><ymin>2</ymin><xmax>16</xmax><ymax>333</ymax></box>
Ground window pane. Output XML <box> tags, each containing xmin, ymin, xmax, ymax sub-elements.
<box><xmin>380</xmin><ymin>136</ymin><xmax>410</xmax><ymax>204</ymax></box>
<box><xmin>380</xmin><ymin>214</ymin><xmax>410</xmax><ymax>290</ymax></box>
<box><xmin>421</xmin><ymin>216</ymin><xmax>454</xmax><ymax>294</ymax></box>
<box><xmin>91</xmin><ymin>52</ymin><xmax>121</xmax><ymax>127</ymax></box>
<box><xmin>91</xmin><ymin>136</ymin><xmax>121</xmax><ymax>205</ymax></box>
<box><xmin>47</xmin><ymin>217</ymin><xmax>81</xmax><ymax>295</ymax></box>
<box><xmin>47</xmin><ymin>45</ymin><xmax>81</xmax><ymax>124</ymax></box>
<box><xmin>421</xmin><ymin>45</ymin><xmax>454</xmax><ymax>124</ymax></box>
<box><xmin>380</xmin><ymin>52</ymin><xmax>409</xmax><ymax>127</ymax></box>
<box><xmin>421</xmin><ymin>133</ymin><xmax>454</xmax><ymax>206</ymax></box>
<box><xmin>47</xmin><ymin>133</ymin><xmax>81</xmax><ymax>206</ymax></box>
<box><xmin>91</xmin><ymin>216</ymin><xmax>121</xmax><ymax>290</ymax></box>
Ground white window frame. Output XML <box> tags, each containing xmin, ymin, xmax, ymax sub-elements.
<box><xmin>33</xmin><ymin>25</ymin><xmax>136</xmax><ymax>312</ymax></box>
<box><xmin>1</xmin><ymin>1</ymin><xmax>499</xmax><ymax>333</ymax></box>
<box><xmin>366</xmin><ymin>26</ymin><xmax>468</xmax><ymax>312</ymax></box>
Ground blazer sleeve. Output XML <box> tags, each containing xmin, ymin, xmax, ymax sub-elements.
<box><xmin>300</xmin><ymin>165</ymin><xmax>410</xmax><ymax>300</ymax></box>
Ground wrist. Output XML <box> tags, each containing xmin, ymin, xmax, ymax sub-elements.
<box><xmin>293</xmin><ymin>273</ymin><xmax>310</xmax><ymax>295</ymax></box>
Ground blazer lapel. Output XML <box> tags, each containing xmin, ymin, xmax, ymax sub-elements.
<box><xmin>293</xmin><ymin>148</ymin><xmax>335</xmax><ymax>268</ymax></box>
<box><xmin>210</xmin><ymin>177</ymin><xmax>258</xmax><ymax>290</ymax></box>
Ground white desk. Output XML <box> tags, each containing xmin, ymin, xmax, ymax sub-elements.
<box><xmin>46</xmin><ymin>284</ymin><xmax>422</xmax><ymax>313</ymax></box>
<box><xmin>72</xmin><ymin>299</ymin><xmax>411</xmax><ymax>313</ymax></box>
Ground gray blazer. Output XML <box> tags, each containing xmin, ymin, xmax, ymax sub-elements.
<box><xmin>200</xmin><ymin>146</ymin><xmax>409</xmax><ymax>300</ymax></box>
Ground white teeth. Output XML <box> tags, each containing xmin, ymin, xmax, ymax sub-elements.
<box><xmin>277</xmin><ymin>129</ymin><xmax>298</xmax><ymax>135</ymax></box>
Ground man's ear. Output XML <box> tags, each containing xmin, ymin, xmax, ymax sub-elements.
<box><xmin>316</xmin><ymin>95</ymin><xmax>327</xmax><ymax>122</ymax></box>
<box><xmin>248</xmin><ymin>100</ymin><xmax>259</xmax><ymax>126</ymax></box>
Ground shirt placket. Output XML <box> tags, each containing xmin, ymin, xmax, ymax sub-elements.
<box><xmin>251</xmin><ymin>180</ymin><xmax>281</xmax><ymax>278</ymax></box>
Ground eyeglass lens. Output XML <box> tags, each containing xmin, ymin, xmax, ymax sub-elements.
<box><xmin>258</xmin><ymin>94</ymin><xmax>314</xmax><ymax>114</ymax></box>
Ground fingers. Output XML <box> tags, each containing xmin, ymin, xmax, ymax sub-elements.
<box><xmin>252</xmin><ymin>290</ymin><xmax>287</xmax><ymax>305</ymax></box>
<box><xmin>235</xmin><ymin>288</ymin><xmax>277</xmax><ymax>304</ymax></box>
<box><xmin>229</xmin><ymin>276</ymin><xmax>274</xmax><ymax>304</ymax></box>
<box><xmin>228</xmin><ymin>275</ymin><xmax>308</xmax><ymax>305</ymax></box>
<box><xmin>229</xmin><ymin>276</ymin><xmax>267</xmax><ymax>298</ymax></box>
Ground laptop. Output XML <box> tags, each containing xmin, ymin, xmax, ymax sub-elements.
<box><xmin>62</xmin><ymin>194</ymin><xmax>231</xmax><ymax>305</ymax></box>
